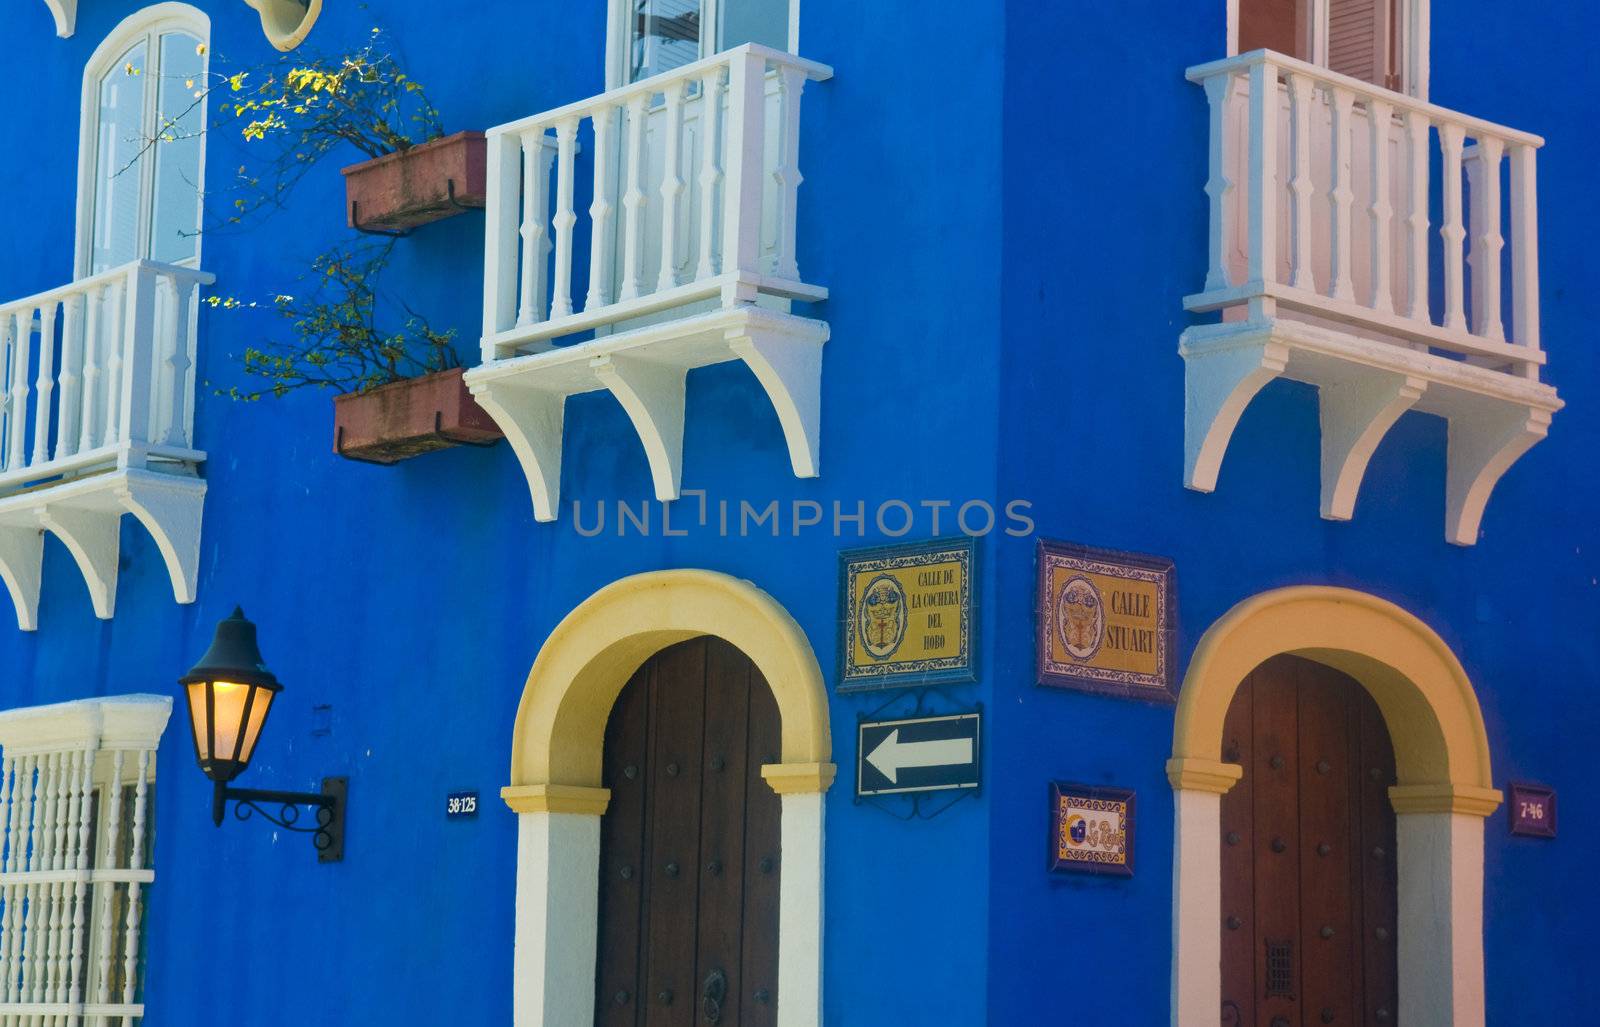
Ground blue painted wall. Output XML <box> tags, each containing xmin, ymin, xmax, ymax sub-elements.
<box><xmin>3</xmin><ymin>0</ymin><xmax>1596</xmax><ymax>1023</ymax></box>
<box><xmin>1</xmin><ymin>0</ymin><xmax>1003</xmax><ymax>1023</ymax></box>
<box><xmin>992</xmin><ymin>1</ymin><xmax>1600</xmax><ymax>1025</ymax></box>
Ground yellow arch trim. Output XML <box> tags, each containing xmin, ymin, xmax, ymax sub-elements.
<box><xmin>509</xmin><ymin>570</ymin><xmax>834</xmax><ymax>804</ymax></box>
<box><xmin>1172</xmin><ymin>586</ymin><xmax>1499</xmax><ymax>812</ymax></box>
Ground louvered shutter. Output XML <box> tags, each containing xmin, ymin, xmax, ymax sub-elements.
<box><xmin>1329</xmin><ymin>0</ymin><xmax>1399</xmax><ymax>88</ymax></box>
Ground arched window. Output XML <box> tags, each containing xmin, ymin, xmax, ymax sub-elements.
<box><xmin>75</xmin><ymin>4</ymin><xmax>209</xmax><ymax>278</ymax></box>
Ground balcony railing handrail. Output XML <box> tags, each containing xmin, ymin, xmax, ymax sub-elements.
<box><xmin>1186</xmin><ymin>49</ymin><xmax>1544</xmax><ymax>149</ymax></box>
<box><xmin>486</xmin><ymin>42</ymin><xmax>833</xmax><ymax>142</ymax></box>
<box><xmin>0</xmin><ymin>259</ymin><xmax>210</xmax><ymax>490</ymax></box>
<box><xmin>0</xmin><ymin>260</ymin><xmax>215</xmax><ymax>320</ymax></box>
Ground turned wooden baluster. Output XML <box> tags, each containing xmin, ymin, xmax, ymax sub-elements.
<box><xmin>1403</xmin><ymin>111</ymin><xmax>1432</xmax><ymax>323</ymax></box>
<box><xmin>550</xmin><ymin>118</ymin><xmax>580</xmax><ymax>320</ymax></box>
<box><xmin>7</xmin><ymin>308</ymin><xmax>33</xmax><ymax>471</ymax></box>
<box><xmin>1509</xmin><ymin>143</ymin><xmax>1541</xmax><ymax>378</ymax></box>
<box><xmin>66</xmin><ymin>748</ymin><xmax>94</xmax><ymax>1011</ymax></box>
<box><xmin>93</xmin><ymin>751</ymin><xmax>123</xmax><ymax>1009</ymax></box>
<box><xmin>1367</xmin><ymin>98</ymin><xmax>1396</xmax><ymax>313</ymax></box>
<box><xmin>585</xmin><ymin>106</ymin><xmax>618</xmax><ymax>312</ymax></box>
<box><xmin>481</xmin><ymin>130</ymin><xmax>522</xmax><ymax>345</ymax></box>
<box><xmin>78</xmin><ymin>285</ymin><xmax>104</xmax><ymax>454</ymax></box>
<box><xmin>1467</xmin><ymin>136</ymin><xmax>1507</xmax><ymax>342</ymax></box>
<box><xmin>656</xmin><ymin>78</ymin><xmax>688</xmax><ymax>293</ymax></box>
<box><xmin>20</xmin><ymin>753</ymin><xmax>49</xmax><ymax>1004</ymax></box>
<box><xmin>0</xmin><ymin>751</ymin><xmax>15</xmax><ymax>998</ymax></box>
<box><xmin>696</xmin><ymin>66</ymin><xmax>726</xmax><ymax>282</ymax></box>
<box><xmin>1286</xmin><ymin>73</ymin><xmax>1316</xmax><ymax>291</ymax></box>
<box><xmin>1439</xmin><ymin>123</ymin><xmax>1468</xmax><ymax>332</ymax></box>
<box><xmin>1</xmin><ymin>757</ymin><xmax>31</xmax><ymax>1004</ymax></box>
<box><xmin>119</xmin><ymin>750</ymin><xmax>151</xmax><ymax>1008</ymax></box>
<box><xmin>56</xmin><ymin>292</ymin><xmax>84</xmax><ymax>460</ymax></box>
<box><xmin>30</xmin><ymin>301</ymin><xmax>57</xmax><ymax>468</ymax></box>
<box><xmin>100</xmin><ymin>276</ymin><xmax>128</xmax><ymax>450</ymax></box>
<box><xmin>1244</xmin><ymin>60</ymin><xmax>1278</xmax><ymax>294</ymax></box>
<box><xmin>771</xmin><ymin>63</ymin><xmax>808</xmax><ymax>281</ymax></box>
<box><xmin>517</xmin><ymin>131</ymin><xmax>556</xmax><ymax>327</ymax></box>
<box><xmin>619</xmin><ymin>93</ymin><xmax>650</xmax><ymax>302</ymax></box>
<box><xmin>0</xmin><ymin>315</ymin><xmax>13</xmax><ymax>473</ymax></box>
<box><xmin>1327</xmin><ymin>85</ymin><xmax>1357</xmax><ymax>302</ymax></box>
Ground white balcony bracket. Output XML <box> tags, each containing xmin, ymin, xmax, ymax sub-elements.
<box><xmin>467</xmin><ymin>306</ymin><xmax>828</xmax><ymax>523</ymax></box>
<box><xmin>36</xmin><ymin>503</ymin><xmax>121</xmax><ymax>620</ymax></box>
<box><xmin>0</xmin><ymin>528</ymin><xmax>45</xmax><ymax>632</ymax></box>
<box><xmin>1182</xmin><ymin>318</ymin><xmax>1561</xmax><ymax>545</ymax></box>
<box><xmin>728</xmin><ymin>323</ymin><xmax>824</xmax><ymax>480</ymax></box>
<box><xmin>1445</xmin><ymin>404</ymin><xmax>1551</xmax><ymax>547</ymax></box>
<box><xmin>42</xmin><ymin>0</ymin><xmax>75</xmax><ymax>37</ymax></box>
<box><xmin>1182</xmin><ymin>336</ymin><xmax>1289</xmax><ymax>492</ymax></box>
<box><xmin>1319</xmin><ymin>374</ymin><xmax>1429</xmax><ymax>521</ymax></box>
<box><xmin>469</xmin><ymin>383</ymin><xmax>567</xmax><ymax>523</ymax></box>
<box><xmin>117</xmin><ymin>471</ymin><xmax>207</xmax><ymax>604</ymax></box>
<box><xmin>592</xmin><ymin>355</ymin><xmax>687</xmax><ymax>503</ymax></box>
<box><xmin>0</xmin><ymin>469</ymin><xmax>205</xmax><ymax>630</ymax></box>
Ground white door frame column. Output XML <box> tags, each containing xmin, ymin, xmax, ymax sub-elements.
<box><xmin>1168</xmin><ymin>587</ymin><xmax>1500</xmax><ymax>1026</ymax></box>
<box><xmin>502</xmin><ymin>570</ymin><xmax>836</xmax><ymax>1026</ymax></box>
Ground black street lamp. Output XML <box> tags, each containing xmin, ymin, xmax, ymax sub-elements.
<box><xmin>180</xmin><ymin>608</ymin><xmax>347</xmax><ymax>862</ymax></box>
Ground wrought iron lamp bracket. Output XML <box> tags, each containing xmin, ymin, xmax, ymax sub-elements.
<box><xmin>212</xmin><ymin>777</ymin><xmax>347</xmax><ymax>863</ymax></box>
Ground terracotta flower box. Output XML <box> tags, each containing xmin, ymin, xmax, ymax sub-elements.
<box><xmin>342</xmin><ymin>131</ymin><xmax>487</xmax><ymax>233</ymax></box>
<box><xmin>332</xmin><ymin>368</ymin><xmax>502</xmax><ymax>464</ymax></box>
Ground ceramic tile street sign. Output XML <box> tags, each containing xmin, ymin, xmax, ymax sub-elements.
<box><xmin>1509</xmin><ymin>782</ymin><xmax>1556</xmax><ymax>838</ymax></box>
<box><xmin>1049</xmin><ymin>782</ymin><xmax>1135</xmax><ymax>876</ymax></box>
<box><xmin>1035</xmin><ymin>539</ymin><xmax>1177</xmax><ymax>703</ymax></box>
<box><xmin>856</xmin><ymin>711</ymin><xmax>981</xmax><ymax>798</ymax></box>
<box><xmin>838</xmin><ymin>538</ymin><xmax>977</xmax><ymax>692</ymax></box>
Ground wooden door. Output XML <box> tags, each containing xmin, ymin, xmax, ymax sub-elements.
<box><xmin>1219</xmin><ymin>655</ymin><xmax>1398</xmax><ymax>1027</ymax></box>
<box><xmin>595</xmin><ymin>636</ymin><xmax>783</xmax><ymax>1027</ymax></box>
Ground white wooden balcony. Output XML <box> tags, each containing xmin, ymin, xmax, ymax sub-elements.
<box><xmin>0</xmin><ymin>260</ymin><xmax>211</xmax><ymax>629</ymax></box>
<box><xmin>466</xmin><ymin>44</ymin><xmax>832</xmax><ymax>521</ymax></box>
<box><xmin>1182</xmin><ymin>50</ymin><xmax>1563</xmax><ymax>544</ymax></box>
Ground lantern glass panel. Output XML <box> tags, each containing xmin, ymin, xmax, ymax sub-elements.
<box><xmin>194</xmin><ymin>680</ymin><xmax>275</xmax><ymax>765</ymax></box>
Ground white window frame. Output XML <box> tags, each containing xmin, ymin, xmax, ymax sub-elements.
<box><xmin>72</xmin><ymin>2</ymin><xmax>211</xmax><ymax>280</ymax></box>
<box><xmin>1226</xmin><ymin>0</ymin><xmax>1431</xmax><ymax>100</ymax></box>
<box><xmin>0</xmin><ymin>695</ymin><xmax>171</xmax><ymax>1024</ymax></box>
<box><xmin>603</xmin><ymin>0</ymin><xmax>801</xmax><ymax>89</ymax></box>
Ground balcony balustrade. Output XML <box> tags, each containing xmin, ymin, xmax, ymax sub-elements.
<box><xmin>1181</xmin><ymin>50</ymin><xmax>1563</xmax><ymax>544</ymax></box>
<box><xmin>467</xmin><ymin>44</ymin><xmax>832</xmax><ymax>521</ymax></box>
<box><xmin>0</xmin><ymin>260</ymin><xmax>212</xmax><ymax>628</ymax></box>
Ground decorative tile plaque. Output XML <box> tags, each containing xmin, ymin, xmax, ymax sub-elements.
<box><xmin>838</xmin><ymin>538</ymin><xmax>977</xmax><ymax>692</ymax></box>
<box><xmin>1049</xmin><ymin>782</ymin><xmax>1134</xmax><ymax>876</ymax></box>
<box><xmin>1035</xmin><ymin>539</ymin><xmax>1176</xmax><ymax>703</ymax></box>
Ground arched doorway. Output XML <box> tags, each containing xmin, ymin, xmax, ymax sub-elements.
<box><xmin>596</xmin><ymin>636</ymin><xmax>783</xmax><ymax>1024</ymax></box>
<box><xmin>1169</xmin><ymin>587</ymin><xmax>1501</xmax><ymax>1027</ymax></box>
<box><xmin>502</xmin><ymin>570</ymin><xmax>834</xmax><ymax>1027</ymax></box>
<box><xmin>1218</xmin><ymin>655</ymin><xmax>1398</xmax><ymax>1026</ymax></box>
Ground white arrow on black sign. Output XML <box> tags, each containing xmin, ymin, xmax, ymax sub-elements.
<box><xmin>856</xmin><ymin>711</ymin><xmax>981</xmax><ymax>797</ymax></box>
<box><xmin>866</xmin><ymin>730</ymin><xmax>974</xmax><ymax>784</ymax></box>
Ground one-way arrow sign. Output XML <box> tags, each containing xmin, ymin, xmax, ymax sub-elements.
<box><xmin>857</xmin><ymin>711</ymin><xmax>981</xmax><ymax>797</ymax></box>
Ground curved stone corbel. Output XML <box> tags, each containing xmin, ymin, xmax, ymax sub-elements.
<box><xmin>1182</xmin><ymin>337</ymin><xmax>1289</xmax><ymax>492</ymax></box>
<box><xmin>1319</xmin><ymin>374</ymin><xmax>1428</xmax><ymax>520</ymax></box>
<box><xmin>117</xmin><ymin>472</ymin><xmax>207</xmax><ymax>605</ymax></box>
<box><xmin>469</xmin><ymin>381</ymin><xmax>567</xmax><ymax>523</ymax></box>
<box><xmin>592</xmin><ymin>354</ymin><xmax>687</xmax><ymax>503</ymax></box>
<box><xmin>42</xmin><ymin>0</ymin><xmax>75</xmax><ymax>37</ymax></box>
<box><xmin>729</xmin><ymin>323</ymin><xmax>826</xmax><ymax>479</ymax></box>
<box><xmin>0</xmin><ymin>527</ymin><xmax>45</xmax><ymax>631</ymax></box>
<box><xmin>1445</xmin><ymin>405</ymin><xmax>1551</xmax><ymax>546</ymax></box>
<box><xmin>36</xmin><ymin>505</ymin><xmax>121</xmax><ymax>621</ymax></box>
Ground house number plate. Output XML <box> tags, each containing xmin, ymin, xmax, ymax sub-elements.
<box><xmin>446</xmin><ymin>791</ymin><xmax>480</xmax><ymax>819</ymax></box>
